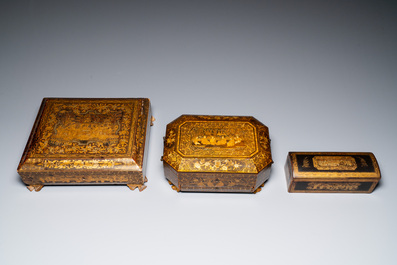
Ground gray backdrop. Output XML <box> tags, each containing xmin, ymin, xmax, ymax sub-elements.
<box><xmin>1</xmin><ymin>1</ymin><xmax>396</xmax><ymax>264</ymax></box>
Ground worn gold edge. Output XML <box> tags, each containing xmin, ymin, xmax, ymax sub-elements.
<box><xmin>291</xmin><ymin>177</ymin><xmax>380</xmax><ymax>181</ymax></box>
<box><xmin>289</xmin><ymin>189</ymin><xmax>374</xmax><ymax>194</ymax></box>
<box><xmin>138</xmin><ymin>99</ymin><xmax>152</xmax><ymax>178</ymax></box>
<box><xmin>293</xmin><ymin>173</ymin><xmax>380</xmax><ymax>179</ymax></box>
<box><xmin>176</xmin><ymin>170</ymin><xmax>257</xmax><ymax>174</ymax></box>
<box><xmin>129</xmin><ymin>98</ymin><xmax>151</xmax><ymax>169</ymax></box>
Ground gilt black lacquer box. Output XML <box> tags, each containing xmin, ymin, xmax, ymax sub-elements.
<box><xmin>285</xmin><ymin>152</ymin><xmax>381</xmax><ymax>193</ymax></box>
<box><xmin>17</xmin><ymin>98</ymin><xmax>153</xmax><ymax>192</ymax></box>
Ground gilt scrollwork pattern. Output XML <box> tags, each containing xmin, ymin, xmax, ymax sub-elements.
<box><xmin>36</xmin><ymin>159</ymin><xmax>129</xmax><ymax>170</ymax></box>
<box><xmin>307</xmin><ymin>182</ymin><xmax>361</xmax><ymax>191</ymax></box>
<box><xmin>258</xmin><ymin>129</ymin><xmax>270</xmax><ymax>149</ymax></box>
<box><xmin>165</xmin><ymin>129</ymin><xmax>176</xmax><ymax>147</ymax></box>
<box><xmin>163</xmin><ymin>150</ymin><xmax>182</xmax><ymax>170</ymax></box>
<box><xmin>178</xmin><ymin>158</ymin><xmax>257</xmax><ymax>173</ymax></box>
<box><xmin>179</xmin><ymin>173</ymin><xmax>257</xmax><ymax>191</ymax></box>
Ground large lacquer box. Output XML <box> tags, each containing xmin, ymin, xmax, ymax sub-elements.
<box><xmin>17</xmin><ymin>98</ymin><xmax>153</xmax><ymax>192</ymax></box>
<box><xmin>162</xmin><ymin>115</ymin><xmax>273</xmax><ymax>193</ymax></box>
<box><xmin>285</xmin><ymin>152</ymin><xmax>381</xmax><ymax>193</ymax></box>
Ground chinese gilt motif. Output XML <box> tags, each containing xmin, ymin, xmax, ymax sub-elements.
<box><xmin>285</xmin><ymin>152</ymin><xmax>381</xmax><ymax>193</ymax></box>
<box><xmin>162</xmin><ymin>115</ymin><xmax>273</xmax><ymax>193</ymax></box>
<box><xmin>17</xmin><ymin>98</ymin><xmax>153</xmax><ymax>192</ymax></box>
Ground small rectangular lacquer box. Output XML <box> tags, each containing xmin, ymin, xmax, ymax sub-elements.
<box><xmin>285</xmin><ymin>152</ymin><xmax>381</xmax><ymax>193</ymax></box>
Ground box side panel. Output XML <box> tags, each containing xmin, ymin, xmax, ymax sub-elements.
<box><xmin>19</xmin><ymin>171</ymin><xmax>143</xmax><ymax>186</ymax></box>
<box><xmin>290</xmin><ymin>179</ymin><xmax>379</xmax><ymax>193</ymax></box>
<box><xmin>284</xmin><ymin>154</ymin><xmax>294</xmax><ymax>192</ymax></box>
<box><xmin>178</xmin><ymin>172</ymin><xmax>256</xmax><ymax>193</ymax></box>
<box><xmin>254</xmin><ymin>165</ymin><xmax>271</xmax><ymax>191</ymax></box>
<box><xmin>163</xmin><ymin>161</ymin><xmax>179</xmax><ymax>188</ymax></box>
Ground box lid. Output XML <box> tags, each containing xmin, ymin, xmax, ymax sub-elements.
<box><xmin>163</xmin><ymin>115</ymin><xmax>272</xmax><ymax>174</ymax></box>
<box><xmin>18</xmin><ymin>98</ymin><xmax>151</xmax><ymax>174</ymax></box>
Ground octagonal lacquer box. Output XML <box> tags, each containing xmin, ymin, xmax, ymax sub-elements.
<box><xmin>162</xmin><ymin>115</ymin><xmax>273</xmax><ymax>193</ymax></box>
